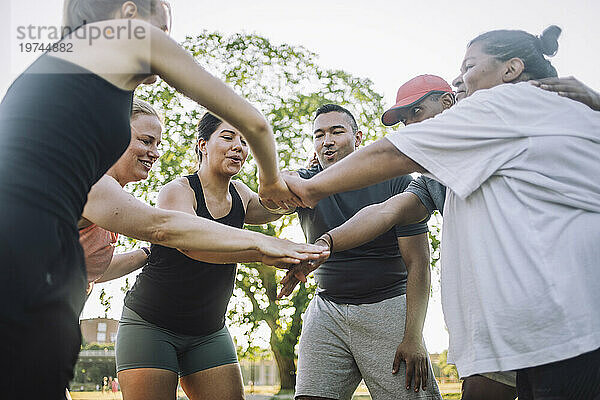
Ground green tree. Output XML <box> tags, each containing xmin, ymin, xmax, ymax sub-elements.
<box><xmin>437</xmin><ymin>349</ymin><xmax>459</xmax><ymax>381</ymax></box>
<box><xmin>99</xmin><ymin>288</ymin><xmax>112</xmax><ymax>318</ymax></box>
<box><xmin>114</xmin><ymin>31</ymin><xmax>443</xmax><ymax>391</ymax></box>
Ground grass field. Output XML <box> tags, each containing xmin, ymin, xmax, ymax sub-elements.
<box><xmin>70</xmin><ymin>382</ymin><xmax>462</xmax><ymax>399</ymax></box>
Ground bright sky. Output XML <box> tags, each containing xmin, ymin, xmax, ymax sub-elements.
<box><xmin>2</xmin><ymin>0</ymin><xmax>599</xmax><ymax>354</ymax></box>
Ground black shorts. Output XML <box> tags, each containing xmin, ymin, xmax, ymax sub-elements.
<box><xmin>0</xmin><ymin>199</ymin><xmax>86</xmax><ymax>399</ymax></box>
<box><xmin>516</xmin><ymin>346</ymin><xmax>600</xmax><ymax>400</ymax></box>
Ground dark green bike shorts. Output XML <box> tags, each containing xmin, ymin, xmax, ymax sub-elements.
<box><xmin>116</xmin><ymin>306</ymin><xmax>238</xmax><ymax>377</ymax></box>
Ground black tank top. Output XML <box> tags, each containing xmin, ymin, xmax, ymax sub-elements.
<box><xmin>0</xmin><ymin>55</ymin><xmax>133</xmax><ymax>226</ymax></box>
<box><xmin>125</xmin><ymin>174</ymin><xmax>246</xmax><ymax>336</ymax></box>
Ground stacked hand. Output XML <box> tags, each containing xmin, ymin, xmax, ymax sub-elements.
<box><xmin>258</xmin><ymin>235</ymin><xmax>329</xmax><ymax>269</ymax></box>
<box><xmin>258</xmin><ymin>175</ymin><xmax>305</xmax><ymax>212</ymax></box>
<box><xmin>277</xmin><ymin>238</ymin><xmax>330</xmax><ymax>298</ymax></box>
<box><xmin>280</xmin><ymin>173</ymin><xmax>320</xmax><ymax>209</ymax></box>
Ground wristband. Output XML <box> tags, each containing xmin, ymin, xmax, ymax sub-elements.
<box><xmin>141</xmin><ymin>247</ymin><xmax>151</xmax><ymax>257</ymax></box>
<box><xmin>323</xmin><ymin>232</ymin><xmax>334</xmax><ymax>253</ymax></box>
<box><xmin>315</xmin><ymin>237</ymin><xmax>331</xmax><ymax>250</ymax></box>
<box><xmin>317</xmin><ymin>232</ymin><xmax>334</xmax><ymax>253</ymax></box>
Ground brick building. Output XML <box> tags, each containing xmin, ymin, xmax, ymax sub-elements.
<box><xmin>80</xmin><ymin>318</ymin><xmax>119</xmax><ymax>344</ymax></box>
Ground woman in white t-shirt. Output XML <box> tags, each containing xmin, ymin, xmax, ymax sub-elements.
<box><xmin>279</xmin><ymin>26</ymin><xmax>600</xmax><ymax>400</ymax></box>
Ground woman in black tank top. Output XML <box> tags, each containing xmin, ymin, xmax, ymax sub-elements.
<box><xmin>119</xmin><ymin>112</ymin><xmax>292</xmax><ymax>399</ymax></box>
<box><xmin>0</xmin><ymin>2</ymin><xmax>320</xmax><ymax>397</ymax></box>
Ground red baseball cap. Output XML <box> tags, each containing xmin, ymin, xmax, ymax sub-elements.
<box><xmin>381</xmin><ymin>74</ymin><xmax>452</xmax><ymax>126</ymax></box>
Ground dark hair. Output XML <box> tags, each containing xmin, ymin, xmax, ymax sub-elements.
<box><xmin>469</xmin><ymin>25</ymin><xmax>561</xmax><ymax>80</ymax></box>
<box><xmin>63</xmin><ymin>0</ymin><xmax>163</xmax><ymax>32</ymax></box>
<box><xmin>425</xmin><ymin>91</ymin><xmax>455</xmax><ymax>105</ymax></box>
<box><xmin>195</xmin><ymin>112</ymin><xmax>223</xmax><ymax>162</ymax></box>
<box><xmin>314</xmin><ymin>104</ymin><xmax>359</xmax><ymax>133</ymax></box>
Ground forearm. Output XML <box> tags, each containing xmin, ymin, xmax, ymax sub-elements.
<box><xmin>96</xmin><ymin>249</ymin><xmax>148</xmax><ymax>283</ymax></box>
<box><xmin>89</xmin><ymin>204</ymin><xmax>262</xmax><ymax>253</ymax></box>
<box><xmin>393</xmin><ymin>234</ymin><xmax>432</xmax><ymax>389</ymax></box>
<box><xmin>404</xmin><ymin>264</ymin><xmax>430</xmax><ymax>342</ymax></box>
<box><xmin>146</xmin><ymin>210</ymin><xmax>263</xmax><ymax>253</ymax></box>
<box><xmin>329</xmin><ymin>193</ymin><xmax>428</xmax><ymax>252</ymax></box>
<box><xmin>399</xmin><ymin>233</ymin><xmax>431</xmax><ymax>343</ymax></box>
<box><xmin>181</xmin><ymin>249</ymin><xmax>262</xmax><ymax>264</ymax></box>
<box><xmin>83</xmin><ymin>176</ymin><xmax>264</xmax><ymax>253</ymax></box>
<box><xmin>307</xmin><ymin>138</ymin><xmax>425</xmax><ymax>202</ymax></box>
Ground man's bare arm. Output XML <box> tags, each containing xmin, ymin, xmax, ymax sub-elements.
<box><xmin>329</xmin><ymin>192</ymin><xmax>429</xmax><ymax>253</ymax></box>
<box><xmin>283</xmin><ymin>139</ymin><xmax>426</xmax><ymax>208</ymax></box>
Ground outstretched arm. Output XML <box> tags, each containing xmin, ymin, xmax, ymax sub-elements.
<box><xmin>157</xmin><ymin>177</ymin><xmax>325</xmax><ymax>267</ymax></box>
<box><xmin>82</xmin><ymin>175</ymin><xmax>326</xmax><ymax>264</ymax></box>
<box><xmin>328</xmin><ymin>192</ymin><xmax>429</xmax><ymax>253</ymax></box>
<box><xmin>282</xmin><ymin>139</ymin><xmax>426</xmax><ymax>208</ymax></box>
<box><xmin>277</xmin><ymin>192</ymin><xmax>429</xmax><ymax>298</ymax></box>
<box><xmin>277</xmin><ymin>193</ymin><xmax>431</xmax><ymax>299</ymax></box>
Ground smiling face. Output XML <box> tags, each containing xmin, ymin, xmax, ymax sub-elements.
<box><xmin>454</xmin><ymin>41</ymin><xmax>509</xmax><ymax>98</ymax></box>
<box><xmin>199</xmin><ymin>122</ymin><xmax>249</xmax><ymax>177</ymax></box>
<box><xmin>313</xmin><ymin>112</ymin><xmax>362</xmax><ymax>169</ymax></box>
<box><xmin>108</xmin><ymin>113</ymin><xmax>162</xmax><ymax>186</ymax></box>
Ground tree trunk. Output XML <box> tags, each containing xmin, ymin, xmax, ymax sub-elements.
<box><xmin>270</xmin><ymin>335</ymin><xmax>297</xmax><ymax>391</ymax></box>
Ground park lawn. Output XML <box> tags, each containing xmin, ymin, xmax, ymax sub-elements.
<box><xmin>70</xmin><ymin>382</ymin><xmax>462</xmax><ymax>399</ymax></box>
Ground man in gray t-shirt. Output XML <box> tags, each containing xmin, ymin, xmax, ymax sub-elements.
<box><xmin>288</xmin><ymin>104</ymin><xmax>441</xmax><ymax>400</ymax></box>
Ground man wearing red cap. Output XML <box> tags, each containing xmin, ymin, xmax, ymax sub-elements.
<box><xmin>381</xmin><ymin>75</ymin><xmax>455</xmax><ymax>127</ymax></box>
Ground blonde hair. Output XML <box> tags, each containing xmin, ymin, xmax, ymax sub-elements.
<box><xmin>131</xmin><ymin>97</ymin><xmax>159</xmax><ymax>119</ymax></box>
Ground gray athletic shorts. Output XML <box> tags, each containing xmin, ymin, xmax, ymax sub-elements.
<box><xmin>296</xmin><ymin>294</ymin><xmax>442</xmax><ymax>400</ymax></box>
<box><xmin>116</xmin><ymin>306</ymin><xmax>238</xmax><ymax>377</ymax></box>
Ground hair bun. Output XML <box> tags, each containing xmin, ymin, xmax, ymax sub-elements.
<box><xmin>538</xmin><ymin>25</ymin><xmax>561</xmax><ymax>57</ymax></box>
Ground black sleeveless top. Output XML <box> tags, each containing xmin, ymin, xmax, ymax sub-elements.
<box><xmin>0</xmin><ymin>55</ymin><xmax>133</xmax><ymax>226</ymax></box>
<box><xmin>125</xmin><ymin>174</ymin><xmax>246</xmax><ymax>336</ymax></box>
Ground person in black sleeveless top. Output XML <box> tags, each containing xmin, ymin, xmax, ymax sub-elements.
<box><xmin>117</xmin><ymin>112</ymin><xmax>298</xmax><ymax>400</ymax></box>
<box><xmin>0</xmin><ymin>1</ymin><xmax>324</xmax><ymax>397</ymax></box>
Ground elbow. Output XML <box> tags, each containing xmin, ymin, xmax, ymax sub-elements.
<box><xmin>148</xmin><ymin>212</ymin><xmax>176</xmax><ymax>246</ymax></box>
<box><xmin>247</xmin><ymin>116</ymin><xmax>272</xmax><ymax>139</ymax></box>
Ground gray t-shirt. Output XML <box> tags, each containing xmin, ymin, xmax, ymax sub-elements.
<box><xmin>405</xmin><ymin>176</ymin><xmax>447</xmax><ymax>216</ymax></box>
<box><xmin>297</xmin><ymin>165</ymin><xmax>428</xmax><ymax>304</ymax></box>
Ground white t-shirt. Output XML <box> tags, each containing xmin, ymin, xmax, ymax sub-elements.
<box><xmin>386</xmin><ymin>82</ymin><xmax>600</xmax><ymax>377</ymax></box>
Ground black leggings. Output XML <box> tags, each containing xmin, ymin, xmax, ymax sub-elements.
<box><xmin>0</xmin><ymin>202</ymin><xmax>86</xmax><ymax>399</ymax></box>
